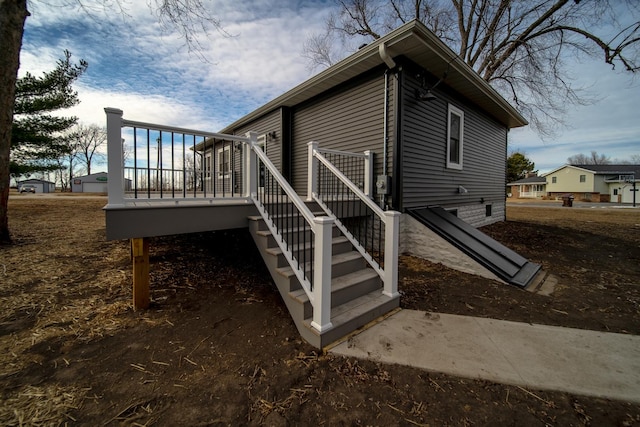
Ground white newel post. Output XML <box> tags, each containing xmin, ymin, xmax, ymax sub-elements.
<box><xmin>245</xmin><ymin>131</ymin><xmax>258</xmax><ymax>198</ymax></box>
<box><xmin>383</xmin><ymin>210</ymin><xmax>401</xmax><ymax>298</ymax></box>
<box><xmin>364</xmin><ymin>150</ymin><xmax>374</xmax><ymax>197</ymax></box>
<box><xmin>307</xmin><ymin>141</ymin><xmax>318</xmax><ymax>201</ymax></box>
<box><xmin>311</xmin><ymin>216</ymin><xmax>333</xmax><ymax>332</ymax></box>
<box><xmin>105</xmin><ymin>108</ymin><xmax>125</xmax><ymax>206</ymax></box>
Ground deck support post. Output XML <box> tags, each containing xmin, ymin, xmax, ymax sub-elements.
<box><xmin>307</xmin><ymin>141</ymin><xmax>318</xmax><ymax>201</ymax></box>
<box><xmin>131</xmin><ymin>237</ymin><xmax>150</xmax><ymax>310</ymax></box>
<box><xmin>383</xmin><ymin>211</ymin><xmax>401</xmax><ymax>298</ymax></box>
<box><xmin>364</xmin><ymin>150</ymin><xmax>374</xmax><ymax>197</ymax></box>
<box><xmin>311</xmin><ymin>216</ymin><xmax>333</xmax><ymax>332</ymax></box>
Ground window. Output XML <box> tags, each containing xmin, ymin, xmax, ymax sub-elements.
<box><xmin>580</xmin><ymin>174</ymin><xmax>586</xmax><ymax>183</ymax></box>
<box><xmin>447</xmin><ymin>104</ymin><xmax>464</xmax><ymax>170</ymax></box>
<box><xmin>217</xmin><ymin>146</ymin><xmax>230</xmax><ymax>179</ymax></box>
<box><xmin>613</xmin><ymin>189</ymin><xmax>618</xmax><ymax>196</ymax></box>
<box><xmin>204</xmin><ymin>155</ymin><xmax>212</xmax><ymax>178</ymax></box>
<box><xmin>485</xmin><ymin>204</ymin><xmax>492</xmax><ymax>217</ymax></box>
<box><xmin>552</xmin><ymin>176</ymin><xmax>557</xmax><ymax>184</ymax></box>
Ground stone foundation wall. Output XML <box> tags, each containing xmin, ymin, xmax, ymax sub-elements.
<box><xmin>399</xmin><ymin>211</ymin><xmax>504</xmax><ymax>282</ymax></box>
<box><xmin>457</xmin><ymin>202</ymin><xmax>505</xmax><ymax>228</ymax></box>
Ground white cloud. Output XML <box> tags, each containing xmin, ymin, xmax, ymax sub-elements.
<box><xmin>21</xmin><ymin>0</ymin><xmax>640</xmax><ymax>175</ymax></box>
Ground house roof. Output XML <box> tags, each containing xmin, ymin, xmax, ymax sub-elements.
<box><xmin>507</xmin><ymin>176</ymin><xmax>547</xmax><ymax>186</ymax></box>
<box><xmin>572</xmin><ymin>164</ymin><xmax>640</xmax><ymax>176</ymax></box>
<box><xmin>75</xmin><ymin>172</ymin><xmax>108</xmax><ymax>179</ymax></box>
<box><xmin>543</xmin><ymin>164</ymin><xmax>640</xmax><ymax>177</ymax></box>
<box><xmin>220</xmin><ymin>19</ymin><xmax>527</xmax><ymax>134</ymax></box>
<box><xmin>19</xmin><ymin>179</ymin><xmax>55</xmax><ymax>185</ymax></box>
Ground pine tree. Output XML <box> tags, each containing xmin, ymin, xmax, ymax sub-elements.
<box><xmin>507</xmin><ymin>152</ymin><xmax>537</xmax><ymax>183</ymax></box>
<box><xmin>11</xmin><ymin>50</ymin><xmax>88</xmax><ymax>177</ymax></box>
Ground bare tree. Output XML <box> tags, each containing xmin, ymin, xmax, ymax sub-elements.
<box><xmin>69</xmin><ymin>124</ymin><xmax>106</xmax><ymax>176</ymax></box>
<box><xmin>567</xmin><ymin>151</ymin><xmax>611</xmax><ymax>165</ymax></box>
<box><xmin>0</xmin><ymin>1</ymin><xmax>224</xmax><ymax>243</ymax></box>
<box><xmin>611</xmin><ymin>153</ymin><xmax>640</xmax><ymax>164</ymax></box>
<box><xmin>305</xmin><ymin>1</ymin><xmax>640</xmax><ymax>137</ymax></box>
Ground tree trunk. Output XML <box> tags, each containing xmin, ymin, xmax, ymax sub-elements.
<box><xmin>0</xmin><ymin>0</ymin><xmax>29</xmax><ymax>243</ymax></box>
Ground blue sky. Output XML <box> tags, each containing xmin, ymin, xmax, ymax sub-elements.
<box><xmin>20</xmin><ymin>0</ymin><xmax>640</xmax><ymax>173</ymax></box>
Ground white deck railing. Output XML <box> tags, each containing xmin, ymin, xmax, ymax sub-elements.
<box><xmin>106</xmin><ymin>108</ymin><xmax>333</xmax><ymax>332</ymax></box>
<box><xmin>105</xmin><ymin>108</ymin><xmax>251</xmax><ymax>207</ymax></box>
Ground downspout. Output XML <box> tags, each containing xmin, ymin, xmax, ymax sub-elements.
<box><xmin>379</xmin><ymin>43</ymin><xmax>396</xmax><ymax>208</ymax></box>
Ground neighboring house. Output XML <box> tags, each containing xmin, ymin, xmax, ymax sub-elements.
<box><xmin>104</xmin><ymin>20</ymin><xmax>539</xmax><ymax>348</ymax></box>
<box><xmin>507</xmin><ymin>174</ymin><xmax>547</xmax><ymax>198</ymax></box>
<box><xmin>72</xmin><ymin>172</ymin><xmax>131</xmax><ymax>193</ymax></box>
<box><xmin>17</xmin><ymin>179</ymin><xmax>55</xmax><ymax>193</ymax></box>
<box><xmin>543</xmin><ymin>164</ymin><xmax>639</xmax><ymax>203</ymax></box>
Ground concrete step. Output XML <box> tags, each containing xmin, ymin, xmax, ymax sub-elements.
<box><xmin>265</xmin><ymin>236</ymin><xmax>353</xmax><ymax>268</ymax></box>
<box><xmin>248</xmin><ymin>212</ymin><xmax>326</xmax><ymax>231</ymax></box>
<box><xmin>254</xmin><ymin>224</ymin><xmax>342</xmax><ymax>248</ymax></box>
<box><xmin>290</xmin><ymin>268</ymin><xmax>381</xmax><ymax>318</ymax></box>
<box><xmin>302</xmin><ymin>290</ymin><xmax>400</xmax><ymax>348</ymax></box>
<box><xmin>276</xmin><ymin>251</ymin><xmax>366</xmax><ymax>291</ymax></box>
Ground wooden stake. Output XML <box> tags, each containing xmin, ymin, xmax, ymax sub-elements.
<box><xmin>131</xmin><ymin>237</ymin><xmax>150</xmax><ymax>310</ymax></box>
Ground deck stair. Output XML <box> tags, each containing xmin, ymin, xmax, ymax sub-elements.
<box><xmin>249</xmin><ymin>211</ymin><xmax>399</xmax><ymax>349</ymax></box>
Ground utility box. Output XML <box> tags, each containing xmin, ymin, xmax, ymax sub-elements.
<box><xmin>376</xmin><ymin>175</ymin><xmax>391</xmax><ymax>195</ymax></box>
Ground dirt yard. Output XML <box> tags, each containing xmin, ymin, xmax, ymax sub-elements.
<box><xmin>1</xmin><ymin>195</ymin><xmax>639</xmax><ymax>426</ymax></box>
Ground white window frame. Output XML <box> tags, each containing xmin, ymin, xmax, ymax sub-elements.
<box><xmin>204</xmin><ymin>154</ymin><xmax>212</xmax><ymax>179</ymax></box>
<box><xmin>446</xmin><ymin>104</ymin><xmax>464</xmax><ymax>170</ymax></box>
<box><xmin>217</xmin><ymin>145</ymin><xmax>231</xmax><ymax>179</ymax></box>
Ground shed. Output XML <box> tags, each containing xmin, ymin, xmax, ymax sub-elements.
<box><xmin>72</xmin><ymin>172</ymin><xmax>131</xmax><ymax>193</ymax></box>
<box><xmin>18</xmin><ymin>179</ymin><xmax>55</xmax><ymax>193</ymax></box>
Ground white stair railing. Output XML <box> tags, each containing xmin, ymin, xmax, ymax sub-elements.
<box><xmin>308</xmin><ymin>141</ymin><xmax>400</xmax><ymax>298</ymax></box>
<box><xmin>246</xmin><ymin>133</ymin><xmax>334</xmax><ymax>332</ymax></box>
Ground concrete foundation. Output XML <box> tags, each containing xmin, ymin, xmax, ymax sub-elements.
<box><xmin>399</xmin><ymin>207</ymin><xmax>504</xmax><ymax>282</ymax></box>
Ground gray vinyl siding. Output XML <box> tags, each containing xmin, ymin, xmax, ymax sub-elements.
<box><xmin>291</xmin><ymin>71</ymin><xmax>395</xmax><ymax>195</ymax></box>
<box><xmin>401</xmin><ymin>71</ymin><xmax>507</xmax><ymax>210</ymax></box>
<box><xmin>232</xmin><ymin>108</ymin><xmax>283</xmax><ymax>173</ymax></box>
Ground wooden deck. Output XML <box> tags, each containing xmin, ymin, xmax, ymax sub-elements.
<box><xmin>104</xmin><ymin>198</ymin><xmax>258</xmax><ymax>240</ymax></box>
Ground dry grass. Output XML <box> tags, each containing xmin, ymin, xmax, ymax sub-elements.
<box><xmin>507</xmin><ymin>204</ymin><xmax>640</xmax><ymax>226</ymax></box>
<box><xmin>0</xmin><ymin>385</ymin><xmax>85</xmax><ymax>427</ymax></box>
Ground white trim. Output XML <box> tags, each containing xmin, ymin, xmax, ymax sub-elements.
<box><xmin>217</xmin><ymin>145</ymin><xmax>231</xmax><ymax>179</ymax></box>
<box><xmin>446</xmin><ymin>104</ymin><xmax>464</xmax><ymax>170</ymax></box>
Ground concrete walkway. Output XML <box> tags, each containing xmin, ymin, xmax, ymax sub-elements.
<box><xmin>330</xmin><ymin>310</ymin><xmax>640</xmax><ymax>404</ymax></box>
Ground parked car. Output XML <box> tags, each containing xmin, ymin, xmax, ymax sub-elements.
<box><xmin>19</xmin><ymin>184</ymin><xmax>36</xmax><ymax>193</ymax></box>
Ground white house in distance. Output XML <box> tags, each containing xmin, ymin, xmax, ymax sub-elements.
<box><xmin>508</xmin><ymin>164</ymin><xmax>639</xmax><ymax>203</ymax></box>
<box><xmin>544</xmin><ymin>164</ymin><xmax>639</xmax><ymax>203</ymax></box>
<box><xmin>506</xmin><ymin>173</ymin><xmax>546</xmax><ymax>199</ymax></box>
<box><xmin>72</xmin><ymin>172</ymin><xmax>109</xmax><ymax>193</ymax></box>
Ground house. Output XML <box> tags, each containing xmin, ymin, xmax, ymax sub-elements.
<box><xmin>507</xmin><ymin>174</ymin><xmax>547</xmax><ymax>198</ymax></box>
<box><xmin>543</xmin><ymin>164</ymin><xmax>639</xmax><ymax>203</ymax></box>
<box><xmin>72</xmin><ymin>172</ymin><xmax>131</xmax><ymax>193</ymax></box>
<box><xmin>104</xmin><ymin>20</ymin><xmax>538</xmax><ymax>348</ymax></box>
<box><xmin>17</xmin><ymin>179</ymin><xmax>55</xmax><ymax>193</ymax></box>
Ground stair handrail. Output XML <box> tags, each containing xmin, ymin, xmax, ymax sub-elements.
<box><xmin>309</xmin><ymin>142</ymin><xmax>400</xmax><ymax>298</ymax></box>
<box><xmin>246</xmin><ymin>133</ymin><xmax>333</xmax><ymax>332</ymax></box>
